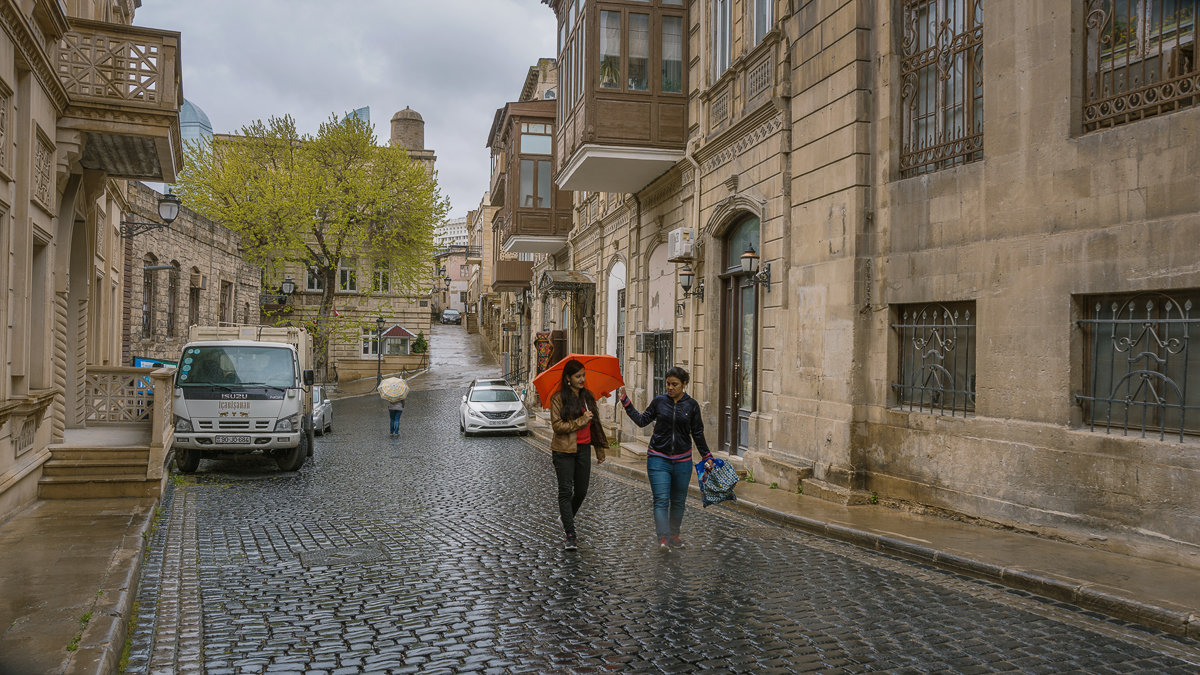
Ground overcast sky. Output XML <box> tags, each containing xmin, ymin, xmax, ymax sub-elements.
<box><xmin>134</xmin><ymin>0</ymin><xmax>557</xmax><ymax>220</ymax></box>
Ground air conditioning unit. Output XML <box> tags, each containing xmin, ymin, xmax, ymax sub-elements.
<box><xmin>667</xmin><ymin>227</ymin><xmax>695</xmax><ymax>263</ymax></box>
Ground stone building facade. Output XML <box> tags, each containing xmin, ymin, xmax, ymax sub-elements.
<box><xmin>529</xmin><ymin>0</ymin><xmax>1200</xmax><ymax>567</ymax></box>
<box><xmin>122</xmin><ymin>181</ymin><xmax>261</xmax><ymax>365</ymax></box>
<box><xmin>0</xmin><ymin>1</ymin><xmax>182</xmax><ymax>520</ymax></box>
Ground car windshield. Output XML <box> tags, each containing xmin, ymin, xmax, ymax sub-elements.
<box><xmin>444</xmin><ymin>310</ymin><xmax>459</xmax><ymax>316</ymax></box>
<box><xmin>178</xmin><ymin>346</ymin><xmax>296</xmax><ymax>387</ymax></box>
<box><xmin>469</xmin><ymin>388</ymin><xmax>519</xmax><ymax>403</ymax></box>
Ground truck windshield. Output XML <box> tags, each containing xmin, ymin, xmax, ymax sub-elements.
<box><xmin>177</xmin><ymin>346</ymin><xmax>296</xmax><ymax>387</ymax></box>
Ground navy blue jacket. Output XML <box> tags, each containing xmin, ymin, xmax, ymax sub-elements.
<box><xmin>620</xmin><ymin>392</ymin><xmax>712</xmax><ymax>462</ymax></box>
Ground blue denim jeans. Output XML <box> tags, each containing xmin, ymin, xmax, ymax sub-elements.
<box><xmin>388</xmin><ymin>409</ymin><xmax>403</xmax><ymax>434</ymax></box>
<box><xmin>647</xmin><ymin>455</ymin><xmax>693</xmax><ymax>538</ymax></box>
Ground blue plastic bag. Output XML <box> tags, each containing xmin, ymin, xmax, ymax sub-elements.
<box><xmin>695</xmin><ymin>457</ymin><xmax>739</xmax><ymax>507</ymax></box>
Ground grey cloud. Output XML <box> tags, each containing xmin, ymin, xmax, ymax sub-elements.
<box><xmin>137</xmin><ymin>0</ymin><xmax>557</xmax><ymax>217</ymax></box>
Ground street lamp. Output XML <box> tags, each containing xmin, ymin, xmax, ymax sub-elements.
<box><xmin>279</xmin><ymin>276</ymin><xmax>296</xmax><ymax>305</ymax></box>
<box><xmin>740</xmin><ymin>244</ymin><xmax>771</xmax><ymax>291</ymax></box>
<box><xmin>679</xmin><ymin>264</ymin><xmax>704</xmax><ymax>300</ymax></box>
<box><xmin>376</xmin><ymin>316</ymin><xmax>385</xmax><ymax>387</ymax></box>
<box><xmin>121</xmin><ymin>193</ymin><xmax>183</xmax><ymax>238</ymax></box>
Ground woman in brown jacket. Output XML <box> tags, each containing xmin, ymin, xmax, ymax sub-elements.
<box><xmin>549</xmin><ymin>359</ymin><xmax>607</xmax><ymax>551</ymax></box>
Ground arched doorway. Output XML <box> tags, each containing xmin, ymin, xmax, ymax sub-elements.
<box><xmin>719</xmin><ymin>215</ymin><xmax>759</xmax><ymax>455</ymax></box>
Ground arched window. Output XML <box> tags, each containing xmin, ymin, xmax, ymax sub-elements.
<box><xmin>166</xmin><ymin>261</ymin><xmax>180</xmax><ymax>336</ymax></box>
<box><xmin>142</xmin><ymin>254</ymin><xmax>157</xmax><ymax>338</ymax></box>
<box><xmin>188</xmin><ymin>267</ymin><xmax>202</xmax><ymax>328</ymax></box>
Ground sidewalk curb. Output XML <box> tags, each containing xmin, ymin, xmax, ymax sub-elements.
<box><xmin>64</xmin><ymin>500</ymin><xmax>157</xmax><ymax>675</ymax></box>
<box><xmin>522</xmin><ymin>430</ymin><xmax>1199</xmax><ymax>640</ymax></box>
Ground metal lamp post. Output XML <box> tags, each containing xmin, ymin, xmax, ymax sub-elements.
<box><xmin>376</xmin><ymin>316</ymin><xmax>385</xmax><ymax>387</ymax></box>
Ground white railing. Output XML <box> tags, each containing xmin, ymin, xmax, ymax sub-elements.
<box><xmin>82</xmin><ymin>366</ymin><xmax>175</xmax><ymax>480</ymax></box>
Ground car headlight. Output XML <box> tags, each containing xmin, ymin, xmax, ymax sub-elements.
<box><xmin>275</xmin><ymin>414</ymin><xmax>299</xmax><ymax>432</ymax></box>
<box><xmin>466</xmin><ymin>407</ymin><xmax>484</xmax><ymax>419</ymax></box>
<box><xmin>513</xmin><ymin>408</ymin><xmax>526</xmax><ymax>418</ymax></box>
<box><xmin>174</xmin><ymin>416</ymin><xmax>192</xmax><ymax>433</ymax></box>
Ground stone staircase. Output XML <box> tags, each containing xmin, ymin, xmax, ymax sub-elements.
<box><xmin>38</xmin><ymin>428</ymin><xmax>164</xmax><ymax>499</ymax></box>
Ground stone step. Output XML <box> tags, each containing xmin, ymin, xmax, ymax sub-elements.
<box><xmin>48</xmin><ymin>447</ymin><xmax>149</xmax><ymax>462</ymax></box>
<box><xmin>38</xmin><ymin>475</ymin><xmax>160</xmax><ymax>499</ymax></box>
<box><xmin>42</xmin><ymin>458</ymin><xmax>148</xmax><ymax>478</ymax></box>
<box><xmin>800</xmin><ymin>478</ymin><xmax>873</xmax><ymax>506</ymax></box>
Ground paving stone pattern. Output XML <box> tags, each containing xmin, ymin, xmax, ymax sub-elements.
<box><xmin>128</xmin><ymin>388</ymin><xmax>1200</xmax><ymax>673</ymax></box>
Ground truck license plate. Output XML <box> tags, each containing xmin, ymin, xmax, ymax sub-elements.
<box><xmin>215</xmin><ymin>435</ymin><xmax>251</xmax><ymax>444</ymax></box>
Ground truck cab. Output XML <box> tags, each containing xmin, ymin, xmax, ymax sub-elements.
<box><xmin>173</xmin><ymin>330</ymin><xmax>314</xmax><ymax>472</ymax></box>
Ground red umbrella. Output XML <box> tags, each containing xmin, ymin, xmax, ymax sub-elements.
<box><xmin>532</xmin><ymin>353</ymin><xmax>625</xmax><ymax>408</ymax></box>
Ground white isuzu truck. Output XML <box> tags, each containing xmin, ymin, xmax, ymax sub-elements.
<box><xmin>172</xmin><ymin>326</ymin><xmax>316</xmax><ymax>472</ymax></box>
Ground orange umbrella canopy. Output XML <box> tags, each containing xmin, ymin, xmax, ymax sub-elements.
<box><xmin>532</xmin><ymin>353</ymin><xmax>625</xmax><ymax>408</ymax></box>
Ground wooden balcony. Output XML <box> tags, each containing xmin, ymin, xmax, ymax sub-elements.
<box><xmin>489</xmin><ymin>100</ymin><xmax>571</xmax><ymax>255</ymax></box>
<box><xmin>549</xmin><ymin>0</ymin><xmax>688</xmax><ymax>193</ymax></box>
<box><xmin>41</xmin><ymin>366</ymin><xmax>175</xmax><ymax>499</ymax></box>
<box><xmin>494</xmin><ymin>209</ymin><xmax>569</xmax><ymax>256</ymax></box>
<box><xmin>55</xmin><ymin>18</ymin><xmax>183</xmax><ymax>182</ymax></box>
<box><xmin>492</xmin><ymin>259</ymin><xmax>535</xmax><ymax>292</ymax></box>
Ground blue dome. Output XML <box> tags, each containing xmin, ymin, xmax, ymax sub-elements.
<box><xmin>181</xmin><ymin>99</ymin><xmax>213</xmax><ymax>145</ymax></box>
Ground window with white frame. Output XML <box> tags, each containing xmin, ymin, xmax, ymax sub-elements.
<box><xmin>339</xmin><ymin>258</ymin><xmax>358</xmax><ymax>292</ymax></box>
<box><xmin>372</xmin><ymin>260</ymin><xmax>390</xmax><ymax>292</ymax></box>
<box><xmin>307</xmin><ymin>267</ymin><xmax>324</xmax><ymax>292</ymax></box>
<box><xmin>752</xmin><ymin>0</ymin><xmax>773</xmax><ymax>46</ymax></box>
<box><xmin>384</xmin><ymin>337</ymin><xmax>411</xmax><ymax>356</ymax></box>
<box><xmin>714</xmin><ymin>0</ymin><xmax>732</xmax><ymax>76</ymax></box>
<box><xmin>362</xmin><ymin>327</ymin><xmax>379</xmax><ymax>356</ymax></box>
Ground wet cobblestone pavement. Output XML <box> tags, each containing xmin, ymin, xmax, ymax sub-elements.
<box><xmin>126</xmin><ymin>339</ymin><xmax>1200</xmax><ymax>672</ymax></box>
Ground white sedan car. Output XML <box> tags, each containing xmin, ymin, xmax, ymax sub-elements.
<box><xmin>460</xmin><ymin>384</ymin><xmax>528</xmax><ymax>437</ymax></box>
<box><xmin>312</xmin><ymin>385</ymin><xmax>333</xmax><ymax>435</ymax></box>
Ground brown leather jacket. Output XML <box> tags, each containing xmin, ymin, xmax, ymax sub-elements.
<box><xmin>549</xmin><ymin>389</ymin><xmax>608</xmax><ymax>461</ymax></box>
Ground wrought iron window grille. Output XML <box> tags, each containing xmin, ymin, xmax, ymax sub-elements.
<box><xmin>899</xmin><ymin>0</ymin><xmax>984</xmax><ymax>177</ymax></box>
<box><xmin>892</xmin><ymin>303</ymin><xmax>977</xmax><ymax>415</ymax></box>
<box><xmin>1083</xmin><ymin>0</ymin><xmax>1199</xmax><ymax>132</ymax></box>
<box><xmin>1077</xmin><ymin>291</ymin><xmax>1198</xmax><ymax>441</ymax></box>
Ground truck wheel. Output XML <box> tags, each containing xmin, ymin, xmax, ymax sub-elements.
<box><xmin>276</xmin><ymin>435</ymin><xmax>307</xmax><ymax>472</ymax></box>
<box><xmin>176</xmin><ymin>448</ymin><xmax>201</xmax><ymax>473</ymax></box>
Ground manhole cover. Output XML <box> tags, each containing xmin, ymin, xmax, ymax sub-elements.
<box><xmin>299</xmin><ymin>546</ymin><xmax>385</xmax><ymax>567</ymax></box>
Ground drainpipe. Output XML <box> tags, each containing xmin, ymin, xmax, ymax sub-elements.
<box><xmin>683</xmin><ymin>137</ymin><xmax>702</xmax><ymax>388</ymax></box>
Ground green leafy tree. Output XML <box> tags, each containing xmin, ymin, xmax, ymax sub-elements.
<box><xmin>174</xmin><ymin>113</ymin><xmax>449</xmax><ymax>374</ymax></box>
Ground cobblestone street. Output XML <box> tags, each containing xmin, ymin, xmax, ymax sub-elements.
<box><xmin>124</xmin><ymin>333</ymin><xmax>1200</xmax><ymax>674</ymax></box>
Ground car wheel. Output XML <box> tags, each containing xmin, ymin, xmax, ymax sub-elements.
<box><xmin>276</xmin><ymin>436</ymin><xmax>307</xmax><ymax>471</ymax></box>
<box><xmin>175</xmin><ymin>448</ymin><xmax>201</xmax><ymax>473</ymax></box>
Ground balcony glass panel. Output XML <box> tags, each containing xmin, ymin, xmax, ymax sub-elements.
<box><xmin>600</xmin><ymin>11</ymin><xmax>622</xmax><ymax>89</ymax></box>
<box><xmin>538</xmin><ymin>160</ymin><xmax>551</xmax><ymax>205</ymax></box>
<box><xmin>662</xmin><ymin>15</ymin><xmax>683</xmax><ymax>93</ymax></box>
<box><xmin>629</xmin><ymin>13</ymin><xmax>650</xmax><ymax>91</ymax></box>
<box><xmin>521</xmin><ymin>125</ymin><xmax>553</xmax><ymax>154</ymax></box>
<box><xmin>520</xmin><ymin>159</ymin><xmax>536</xmax><ymax>206</ymax></box>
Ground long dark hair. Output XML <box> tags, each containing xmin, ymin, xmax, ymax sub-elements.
<box><xmin>559</xmin><ymin>359</ymin><xmax>596</xmax><ymax>419</ymax></box>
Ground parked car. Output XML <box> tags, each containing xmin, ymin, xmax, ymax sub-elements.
<box><xmin>470</xmin><ymin>378</ymin><xmax>508</xmax><ymax>388</ymax></box>
<box><xmin>460</xmin><ymin>383</ymin><xmax>528</xmax><ymax>437</ymax></box>
<box><xmin>312</xmin><ymin>385</ymin><xmax>333</xmax><ymax>435</ymax></box>
<box><xmin>440</xmin><ymin>308</ymin><xmax>462</xmax><ymax>324</ymax></box>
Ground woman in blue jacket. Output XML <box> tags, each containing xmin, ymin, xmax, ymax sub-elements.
<box><xmin>618</xmin><ymin>366</ymin><xmax>714</xmax><ymax>551</ymax></box>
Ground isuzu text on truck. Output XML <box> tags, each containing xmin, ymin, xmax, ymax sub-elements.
<box><xmin>172</xmin><ymin>326</ymin><xmax>315</xmax><ymax>472</ymax></box>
